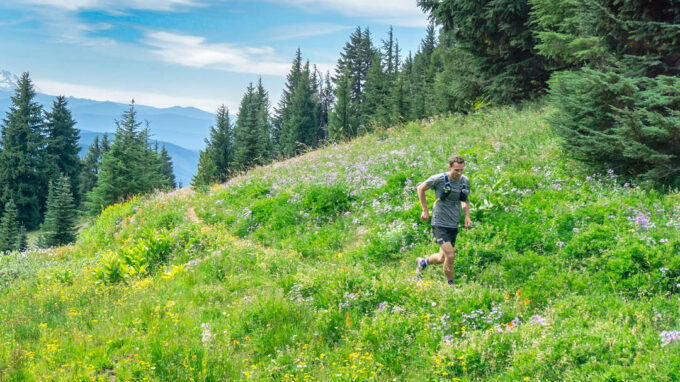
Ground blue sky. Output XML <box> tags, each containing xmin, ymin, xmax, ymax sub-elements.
<box><xmin>0</xmin><ymin>0</ymin><xmax>430</xmax><ymax>113</ymax></box>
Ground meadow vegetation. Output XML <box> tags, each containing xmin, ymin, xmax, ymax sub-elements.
<box><xmin>2</xmin><ymin>103</ymin><xmax>680</xmax><ymax>381</ymax></box>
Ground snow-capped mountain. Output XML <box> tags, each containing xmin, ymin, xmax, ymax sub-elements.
<box><xmin>0</xmin><ymin>70</ymin><xmax>19</xmax><ymax>91</ymax></box>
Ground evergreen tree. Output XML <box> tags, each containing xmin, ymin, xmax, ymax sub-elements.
<box><xmin>0</xmin><ymin>73</ymin><xmax>48</xmax><ymax>230</ymax></box>
<box><xmin>277</xmin><ymin>49</ymin><xmax>304</xmax><ymax>157</ymax></box>
<box><xmin>255</xmin><ymin>79</ymin><xmax>273</xmax><ymax>162</ymax></box>
<box><xmin>333</xmin><ymin>27</ymin><xmax>376</xmax><ymax>138</ymax></box>
<box><xmin>328</xmin><ymin>69</ymin><xmax>355</xmax><ymax>141</ymax></box>
<box><xmin>233</xmin><ymin>83</ymin><xmax>272</xmax><ymax>171</ymax></box>
<box><xmin>44</xmin><ymin>96</ymin><xmax>81</xmax><ymax>206</ymax></box>
<box><xmin>409</xmin><ymin>25</ymin><xmax>438</xmax><ymax>119</ymax></box>
<box><xmin>17</xmin><ymin>224</ymin><xmax>27</xmax><ymax>252</ymax></box>
<box><xmin>193</xmin><ymin>105</ymin><xmax>233</xmax><ymax>186</ymax></box>
<box><xmin>138</xmin><ymin>123</ymin><xmax>165</xmax><ymax>191</ymax></box>
<box><xmin>0</xmin><ymin>199</ymin><xmax>20</xmax><ymax>253</ymax></box>
<box><xmin>318</xmin><ymin>70</ymin><xmax>335</xmax><ymax>141</ymax></box>
<box><xmin>159</xmin><ymin>145</ymin><xmax>176</xmax><ymax>189</ymax></box>
<box><xmin>193</xmin><ymin>148</ymin><xmax>219</xmax><ymax>187</ymax></box>
<box><xmin>279</xmin><ymin>59</ymin><xmax>319</xmax><ymax>157</ymax></box>
<box><xmin>419</xmin><ymin>0</ymin><xmax>551</xmax><ymax>104</ymax></box>
<box><xmin>86</xmin><ymin>101</ymin><xmax>167</xmax><ymax>212</ymax></box>
<box><xmin>79</xmin><ymin>136</ymin><xmax>104</xmax><ymax>199</ymax></box>
<box><xmin>100</xmin><ymin>133</ymin><xmax>110</xmax><ymax>152</ymax></box>
<box><xmin>363</xmin><ymin>50</ymin><xmax>389</xmax><ymax>127</ymax></box>
<box><xmin>39</xmin><ymin>175</ymin><xmax>77</xmax><ymax>247</ymax></box>
<box><xmin>534</xmin><ymin>0</ymin><xmax>680</xmax><ymax>185</ymax></box>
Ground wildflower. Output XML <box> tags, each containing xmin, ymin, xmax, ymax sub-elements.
<box><xmin>201</xmin><ymin>323</ymin><xmax>214</xmax><ymax>344</ymax></box>
<box><xmin>556</xmin><ymin>241</ymin><xmax>565</xmax><ymax>247</ymax></box>
<box><xmin>660</xmin><ymin>267</ymin><xmax>669</xmax><ymax>275</ymax></box>
<box><xmin>377</xmin><ymin>302</ymin><xmax>388</xmax><ymax>312</ymax></box>
<box><xmin>530</xmin><ymin>315</ymin><xmax>549</xmax><ymax>326</ymax></box>
<box><xmin>443</xmin><ymin>335</ymin><xmax>454</xmax><ymax>344</ymax></box>
<box><xmin>573</xmin><ymin>227</ymin><xmax>579</xmax><ymax>233</ymax></box>
<box><xmin>660</xmin><ymin>331</ymin><xmax>680</xmax><ymax>346</ymax></box>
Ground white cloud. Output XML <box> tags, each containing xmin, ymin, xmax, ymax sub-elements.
<box><xmin>264</xmin><ymin>23</ymin><xmax>352</xmax><ymax>41</ymax></box>
<box><xmin>143</xmin><ymin>31</ymin><xmax>295</xmax><ymax>77</ymax></box>
<box><xmin>34</xmin><ymin>79</ymin><xmax>226</xmax><ymax>113</ymax></box>
<box><xmin>9</xmin><ymin>0</ymin><xmax>201</xmax><ymax>13</ymax></box>
<box><xmin>265</xmin><ymin>0</ymin><xmax>428</xmax><ymax>27</ymax></box>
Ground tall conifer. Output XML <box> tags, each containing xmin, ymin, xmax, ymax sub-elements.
<box><xmin>44</xmin><ymin>95</ymin><xmax>82</xmax><ymax>206</ymax></box>
<box><xmin>159</xmin><ymin>145</ymin><xmax>176</xmax><ymax>189</ymax></box>
<box><xmin>86</xmin><ymin>101</ymin><xmax>166</xmax><ymax>212</ymax></box>
<box><xmin>0</xmin><ymin>73</ymin><xmax>48</xmax><ymax>230</ymax></box>
<box><xmin>40</xmin><ymin>175</ymin><xmax>77</xmax><ymax>247</ymax></box>
<box><xmin>0</xmin><ymin>199</ymin><xmax>20</xmax><ymax>253</ymax></box>
<box><xmin>193</xmin><ymin>105</ymin><xmax>233</xmax><ymax>186</ymax></box>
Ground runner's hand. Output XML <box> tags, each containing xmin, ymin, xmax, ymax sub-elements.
<box><xmin>464</xmin><ymin>216</ymin><xmax>472</xmax><ymax>229</ymax></box>
<box><xmin>420</xmin><ymin>210</ymin><xmax>430</xmax><ymax>221</ymax></box>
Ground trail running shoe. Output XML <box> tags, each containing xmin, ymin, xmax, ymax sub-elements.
<box><xmin>415</xmin><ymin>257</ymin><xmax>425</xmax><ymax>278</ymax></box>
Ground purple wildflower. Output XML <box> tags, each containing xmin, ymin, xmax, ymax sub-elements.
<box><xmin>660</xmin><ymin>331</ymin><xmax>680</xmax><ymax>346</ymax></box>
<box><xmin>530</xmin><ymin>315</ymin><xmax>549</xmax><ymax>326</ymax></box>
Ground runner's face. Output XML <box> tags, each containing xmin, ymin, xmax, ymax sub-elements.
<box><xmin>448</xmin><ymin>162</ymin><xmax>465</xmax><ymax>181</ymax></box>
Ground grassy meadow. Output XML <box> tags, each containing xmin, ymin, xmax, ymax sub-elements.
<box><xmin>2</xmin><ymin>102</ymin><xmax>680</xmax><ymax>381</ymax></box>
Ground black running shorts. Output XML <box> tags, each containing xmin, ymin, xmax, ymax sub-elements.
<box><xmin>432</xmin><ymin>226</ymin><xmax>458</xmax><ymax>246</ymax></box>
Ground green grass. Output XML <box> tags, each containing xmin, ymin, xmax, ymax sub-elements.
<box><xmin>2</xmin><ymin>102</ymin><xmax>680</xmax><ymax>381</ymax></box>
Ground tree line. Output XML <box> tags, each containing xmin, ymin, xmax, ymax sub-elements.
<box><xmin>196</xmin><ymin>1</ymin><xmax>679</xmax><ymax>188</ymax></box>
<box><xmin>194</xmin><ymin>25</ymin><xmax>448</xmax><ymax>186</ymax></box>
<box><xmin>0</xmin><ymin>74</ymin><xmax>176</xmax><ymax>252</ymax></box>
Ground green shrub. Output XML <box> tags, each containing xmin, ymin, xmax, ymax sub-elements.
<box><xmin>302</xmin><ymin>185</ymin><xmax>352</xmax><ymax>219</ymax></box>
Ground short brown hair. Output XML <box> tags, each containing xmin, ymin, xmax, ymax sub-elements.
<box><xmin>449</xmin><ymin>155</ymin><xmax>465</xmax><ymax>166</ymax></box>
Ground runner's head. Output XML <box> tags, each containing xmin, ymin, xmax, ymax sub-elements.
<box><xmin>447</xmin><ymin>155</ymin><xmax>465</xmax><ymax>181</ymax></box>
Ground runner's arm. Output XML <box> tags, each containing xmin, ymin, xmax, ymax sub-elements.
<box><xmin>462</xmin><ymin>200</ymin><xmax>472</xmax><ymax>228</ymax></box>
<box><xmin>417</xmin><ymin>183</ymin><xmax>430</xmax><ymax>220</ymax></box>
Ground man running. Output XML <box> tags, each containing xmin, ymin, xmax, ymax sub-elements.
<box><xmin>415</xmin><ymin>155</ymin><xmax>471</xmax><ymax>286</ymax></box>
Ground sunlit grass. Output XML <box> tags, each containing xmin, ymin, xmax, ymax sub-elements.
<box><xmin>2</xmin><ymin>102</ymin><xmax>679</xmax><ymax>380</ymax></box>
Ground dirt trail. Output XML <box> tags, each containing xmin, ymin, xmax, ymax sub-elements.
<box><xmin>186</xmin><ymin>206</ymin><xmax>200</xmax><ymax>223</ymax></box>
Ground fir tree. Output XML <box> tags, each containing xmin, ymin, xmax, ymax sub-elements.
<box><xmin>100</xmin><ymin>133</ymin><xmax>110</xmax><ymax>152</ymax></box>
<box><xmin>193</xmin><ymin>105</ymin><xmax>233</xmax><ymax>186</ymax></box>
<box><xmin>333</xmin><ymin>27</ymin><xmax>376</xmax><ymax>137</ymax></box>
<box><xmin>419</xmin><ymin>0</ymin><xmax>551</xmax><ymax>104</ymax></box>
<box><xmin>0</xmin><ymin>198</ymin><xmax>20</xmax><ymax>253</ymax></box>
<box><xmin>0</xmin><ymin>73</ymin><xmax>48</xmax><ymax>230</ymax></box>
<box><xmin>328</xmin><ymin>69</ymin><xmax>354</xmax><ymax>141</ymax></box>
<box><xmin>193</xmin><ymin>148</ymin><xmax>219</xmax><ymax>187</ymax></box>
<box><xmin>159</xmin><ymin>145</ymin><xmax>176</xmax><ymax>189</ymax></box>
<box><xmin>40</xmin><ymin>175</ymin><xmax>77</xmax><ymax>247</ymax></box>
<box><xmin>534</xmin><ymin>0</ymin><xmax>680</xmax><ymax>185</ymax></box>
<box><xmin>275</xmin><ymin>48</ymin><xmax>303</xmax><ymax>156</ymax></box>
<box><xmin>17</xmin><ymin>224</ymin><xmax>27</xmax><ymax>252</ymax></box>
<box><xmin>318</xmin><ymin>70</ymin><xmax>335</xmax><ymax>141</ymax></box>
<box><xmin>44</xmin><ymin>96</ymin><xmax>81</xmax><ymax>206</ymax></box>
<box><xmin>79</xmin><ymin>136</ymin><xmax>103</xmax><ymax>199</ymax></box>
<box><xmin>363</xmin><ymin>50</ymin><xmax>389</xmax><ymax>127</ymax></box>
<box><xmin>86</xmin><ymin>101</ymin><xmax>167</xmax><ymax>212</ymax></box>
<box><xmin>233</xmin><ymin>83</ymin><xmax>261</xmax><ymax>171</ymax></box>
<box><xmin>254</xmin><ymin>79</ymin><xmax>273</xmax><ymax>162</ymax></box>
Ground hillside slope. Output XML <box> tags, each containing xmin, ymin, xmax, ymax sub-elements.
<box><xmin>2</xmin><ymin>103</ymin><xmax>679</xmax><ymax>381</ymax></box>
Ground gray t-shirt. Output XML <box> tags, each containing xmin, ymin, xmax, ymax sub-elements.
<box><xmin>424</xmin><ymin>173</ymin><xmax>470</xmax><ymax>228</ymax></box>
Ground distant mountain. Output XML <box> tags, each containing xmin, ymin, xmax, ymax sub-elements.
<box><xmin>0</xmin><ymin>69</ymin><xmax>215</xmax><ymax>186</ymax></box>
<box><xmin>79</xmin><ymin>130</ymin><xmax>199</xmax><ymax>188</ymax></box>
<box><xmin>0</xmin><ymin>70</ymin><xmax>19</xmax><ymax>91</ymax></box>
<box><xmin>0</xmin><ymin>70</ymin><xmax>215</xmax><ymax>151</ymax></box>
